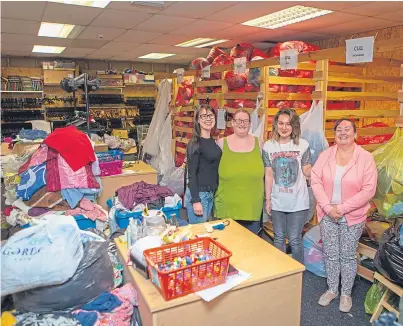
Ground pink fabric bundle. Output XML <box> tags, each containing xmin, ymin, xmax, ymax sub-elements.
<box><xmin>66</xmin><ymin>198</ymin><xmax>107</xmax><ymax>221</ymax></box>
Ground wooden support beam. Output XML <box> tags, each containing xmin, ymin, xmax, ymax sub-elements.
<box><xmin>267</xmin><ymin>93</ymin><xmax>312</xmax><ymax>101</ymax></box>
<box><xmin>314</xmin><ymin>71</ymin><xmax>400</xmax><ymax>84</ymax></box>
<box><xmin>398</xmin><ymin>90</ymin><xmax>403</xmax><ymax>103</ymax></box>
<box><xmin>173</xmin><ymin>126</ymin><xmax>193</xmax><ymax>133</ymax></box>
<box><xmin>313</xmin><ymin>91</ymin><xmax>398</xmax><ymax>101</ymax></box>
<box><xmin>325</xmin><ymin>110</ymin><xmax>399</xmax><ymax>119</ymax></box>
<box><xmin>361</xmin><ymin>144</ymin><xmax>381</xmax><ymax>152</ymax></box>
<box><xmin>268</xmin><ymin>76</ymin><xmax>315</xmax><ymax>86</ymax></box>
<box><xmin>224</xmin><ymin>92</ymin><xmax>260</xmax><ymax>100</ymax></box>
<box><xmin>177</xmin><ymin>105</ymin><xmax>195</xmax><ymax>112</ymax></box>
<box><xmin>174</xmin><ymin>116</ymin><xmax>193</xmax><ymax>123</ymax></box>
<box><xmin>194</xmin><ymin>80</ymin><xmax>226</xmax><ymax>87</ymax></box>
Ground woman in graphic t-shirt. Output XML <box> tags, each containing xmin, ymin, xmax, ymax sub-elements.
<box><xmin>262</xmin><ymin>108</ymin><xmax>312</xmax><ymax>263</ymax></box>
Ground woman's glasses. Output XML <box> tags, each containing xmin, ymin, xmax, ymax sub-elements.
<box><xmin>200</xmin><ymin>114</ymin><xmax>215</xmax><ymax>120</ymax></box>
<box><xmin>233</xmin><ymin>119</ymin><xmax>250</xmax><ymax>126</ymax></box>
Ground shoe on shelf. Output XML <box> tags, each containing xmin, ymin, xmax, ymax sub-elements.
<box><xmin>318</xmin><ymin>290</ymin><xmax>338</xmax><ymax>306</ymax></box>
<box><xmin>339</xmin><ymin>295</ymin><xmax>352</xmax><ymax>313</ymax></box>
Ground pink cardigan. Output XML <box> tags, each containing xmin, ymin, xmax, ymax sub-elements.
<box><xmin>311</xmin><ymin>143</ymin><xmax>378</xmax><ymax>226</ymax></box>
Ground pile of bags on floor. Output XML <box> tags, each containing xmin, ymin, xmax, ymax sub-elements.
<box><xmin>372</xmin><ymin>129</ymin><xmax>403</xmax><ymax>218</ymax></box>
<box><xmin>1</xmin><ymin>126</ymin><xmax>107</xmax><ymax>232</ymax></box>
<box><xmin>0</xmin><ymin>216</ymin><xmax>139</xmax><ymax>326</ymax></box>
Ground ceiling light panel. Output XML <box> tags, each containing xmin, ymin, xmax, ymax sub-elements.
<box><xmin>138</xmin><ymin>53</ymin><xmax>175</xmax><ymax>59</ymax></box>
<box><xmin>49</xmin><ymin>1</ymin><xmax>110</xmax><ymax>8</ymax></box>
<box><xmin>176</xmin><ymin>38</ymin><xmax>215</xmax><ymax>47</ymax></box>
<box><xmin>242</xmin><ymin>5</ymin><xmax>333</xmax><ymax>29</ymax></box>
<box><xmin>32</xmin><ymin>45</ymin><xmax>66</xmax><ymax>53</ymax></box>
<box><xmin>195</xmin><ymin>39</ymin><xmax>228</xmax><ymax>48</ymax></box>
<box><xmin>38</xmin><ymin>22</ymin><xmax>78</xmax><ymax>38</ymax></box>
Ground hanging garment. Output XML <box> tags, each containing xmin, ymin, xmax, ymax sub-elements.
<box><xmin>142</xmin><ymin>79</ymin><xmax>172</xmax><ymax>158</ymax></box>
<box><xmin>150</xmin><ymin>112</ymin><xmax>175</xmax><ymax>175</ymax></box>
<box><xmin>46</xmin><ymin>148</ymin><xmax>100</xmax><ymax>192</ymax></box>
<box><xmin>44</xmin><ymin>126</ymin><xmax>96</xmax><ymax>171</ymax></box>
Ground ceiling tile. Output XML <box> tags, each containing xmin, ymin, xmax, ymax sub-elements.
<box><xmin>34</xmin><ymin>37</ymin><xmax>74</xmax><ymax>47</ymax></box>
<box><xmin>304</xmin><ymin>1</ymin><xmax>372</xmax><ymax>11</ymax></box>
<box><xmin>1</xmin><ymin>50</ymin><xmax>32</xmax><ymax>57</ymax></box>
<box><xmin>62</xmin><ymin>48</ymin><xmax>96</xmax><ymax>55</ymax></box>
<box><xmin>99</xmin><ymin>41</ymin><xmax>141</xmax><ymax>51</ymax></box>
<box><xmin>87</xmin><ymin>53</ymin><xmax>113</xmax><ymax>60</ymax></box>
<box><xmin>340</xmin><ymin>1</ymin><xmax>403</xmax><ymax>16</ymax></box>
<box><xmin>90</xmin><ymin>48</ymin><xmax>126</xmax><ymax>57</ymax></box>
<box><xmin>283</xmin><ymin>12</ymin><xmax>365</xmax><ymax>32</ymax></box>
<box><xmin>158</xmin><ymin>1</ymin><xmax>238</xmax><ymax>19</ymax></box>
<box><xmin>70</xmin><ymin>39</ymin><xmax>109</xmax><ymax>49</ymax></box>
<box><xmin>0</xmin><ymin>33</ymin><xmax>74</xmax><ymax>47</ymax></box>
<box><xmin>170</xmin><ymin>20</ymin><xmax>235</xmax><ymax>37</ymax></box>
<box><xmin>1</xmin><ymin>1</ymin><xmax>47</xmax><ymax>21</ymax></box>
<box><xmin>1</xmin><ymin>19</ymin><xmax>40</xmax><ymax>36</ymax></box>
<box><xmin>148</xmin><ymin>34</ymin><xmax>195</xmax><ymax>46</ymax></box>
<box><xmin>269</xmin><ymin>31</ymin><xmax>331</xmax><ymax>42</ymax></box>
<box><xmin>375</xmin><ymin>10</ymin><xmax>403</xmax><ymax>22</ymax></box>
<box><xmin>90</xmin><ymin>9</ymin><xmax>151</xmax><ymax>29</ymax></box>
<box><xmin>207</xmin><ymin>1</ymin><xmax>300</xmax><ymax>24</ymax></box>
<box><xmin>209</xmin><ymin>24</ymin><xmax>268</xmax><ymax>39</ymax></box>
<box><xmin>237</xmin><ymin>29</ymin><xmax>297</xmax><ymax>43</ymax></box>
<box><xmin>318</xmin><ymin>17</ymin><xmax>403</xmax><ymax>36</ymax></box>
<box><xmin>77</xmin><ymin>26</ymin><xmax>126</xmax><ymax>41</ymax></box>
<box><xmin>134</xmin><ymin>15</ymin><xmax>196</xmax><ymax>33</ymax></box>
<box><xmin>106</xmin><ymin>1</ymin><xmax>175</xmax><ymax>13</ymax></box>
<box><xmin>42</xmin><ymin>2</ymin><xmax>103</xmax><ymax>25</ymax></box>
<box><xmin>115</xmin><ymin>30</ymin><xmax>162</xmax><ymax>43</ymax></box>
<box><xmin>1</xmin><ymin>43</ymin><xmax>34</xmax><ymax>52</ymax></box>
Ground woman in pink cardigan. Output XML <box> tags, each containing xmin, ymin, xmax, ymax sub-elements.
<box><xmin>311</xmin><ymin>119</ymin><xmax>377</xmax><ymax>313</ymax></box>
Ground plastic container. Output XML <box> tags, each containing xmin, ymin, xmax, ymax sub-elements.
<box><xmin>74</xmin><ymin>215</ymin><xmax>96</xmax><ymax>230</ymax></box>
<box><xmin>111</xmin><ymin>202</ymin><xmax>182</xmax><ymax>230</ymax></box>
<box><xmin>144</xmin><ymin>212</ymin><xmax>166</xmax><ymax>236</ymax></box>
<box><xmin>143</xmin><ymin>238</ymin><xmax>232</xmax><ymax>301</ymax></box>
<box><xmin>97</xmin><ymin>150</ymin><xmax>124</xmax><ymax>177</ymax></box>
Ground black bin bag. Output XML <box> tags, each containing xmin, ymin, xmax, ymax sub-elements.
<box><xmin>374</xmin><ymin>226</ymin><xmax>403</xmax><ymax>286</ymax></box>
<box><xmin>13</xmin><ymin>240</ymin><xmax>114</xmax><ymax>312</ymax></box>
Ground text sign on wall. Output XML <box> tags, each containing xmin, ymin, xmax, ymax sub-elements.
<box><xmin>280</xmin><ymin>49</ymin><xmax>298</xmax><ymax>70</ymax></box>
<box><xmin>346</xmin><ymin>36</ymin><xmax>374</xmax><ymax>64</ymax></box>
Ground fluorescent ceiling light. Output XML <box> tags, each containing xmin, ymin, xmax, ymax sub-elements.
<box><xmin>131</xmin><ymin>1</ymin><xmax>164</xmax><ymax>8</ymax></box>
<box><xmin>242</xmin><ymin>5</ymin><xmax>333</xmax><ymax>29</ymax></box>
<box><xmin>138</xmin><ymin>53</ymin><xmax>176</xmax><ymax>59</ymax></box>
<box><xmin>195</xmin><ymin>39</ymin><xmax>228</xmax><ymax>48</ymax></box>
<box><xmin>32</xmin><ymin>45</ymin><xmax>66</xmax><ymax>54</ymax></box>
<box><xmin>49</xmin><ymin>0</ymin><xmax>110</xmax><ymax>8</ymax></box>
<box><xmin>38</xmin><ymin>22</ymin><xmax>75</xmax><ymax>38</ymax></box>
<box><xmin>176</xmin><ymin>38</ymin><xmax>215</xmax><ymax>47</ymax></box>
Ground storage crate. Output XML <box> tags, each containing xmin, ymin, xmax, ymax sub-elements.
<box><xmin>74</xmin><ymin>215</ymin><xmax>96</xmax><ymax>230</ymax></box>
<box><xmin>144</xmin><ymin>238</ymin><xmax>232</xmax><ymax>301</ymax></box>
<box><xmin>97</xmin><ymin>150</ymin><xmax>124</xmax><ymax>177</ymax></box>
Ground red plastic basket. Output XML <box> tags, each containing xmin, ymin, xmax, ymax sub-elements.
<box><xmin>99</xmin><ymin>160</ymin><xmax>123</xmax><ymax>177</ymax></box>
<box><xmin>143</xmin><ymin>238</ymin><xmax>232</xmax><ymax>301</ymax></box>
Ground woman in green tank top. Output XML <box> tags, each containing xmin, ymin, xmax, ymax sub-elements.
<box><xmin>215</xmin><ymin>110</ymin><xmax>264</xmax><ymax>234</ymax></box>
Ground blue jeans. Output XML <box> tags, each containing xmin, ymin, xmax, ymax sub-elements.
<box><xmin>271</xmin><ymin>210</ymin><xmax>308</xmax><ymax>263</ymax></box>
<box><xmin>184</xmin><ymin>188</ymin><xmax>214</xmax><ymax>224</ymax></box>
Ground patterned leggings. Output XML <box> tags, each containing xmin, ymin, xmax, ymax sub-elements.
<box><xmin>320</xmin><ymin>216</ymin><xmax>365</xmax><ymax>296</ymax></box>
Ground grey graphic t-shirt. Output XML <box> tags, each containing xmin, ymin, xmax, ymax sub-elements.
<box><xmin>263</xmin><ymin>138</ymin><xmax>312</xmax><ymax>212</ymax></box>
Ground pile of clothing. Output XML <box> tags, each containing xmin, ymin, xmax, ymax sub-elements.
<box><xmin>1</xmin><ymin>216</ymin><xmax>137</xmax><ymax>326</ymax></box>
<box><xmin>2</xmin><ymin>126</ymin><xmax>107</xmax><ymax>231</ymax></box>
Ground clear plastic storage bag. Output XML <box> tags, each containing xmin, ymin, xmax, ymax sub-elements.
<box><xmin>372</xmin><ymin>129</ymin><xmax>403</xmax><ymax>218</ymax></box>
<box><xmin>160</xmin><ymin>167</ymin><xmax>185</xmax><ymax>196</ymax></box>
<box><xmin>303</xmin><ymin>225</ymin><xmax>326</xmax><ymax>278</ymax></box>
<box><xmin>1</xmin><ymin>215</ymin><xmax>84</xmax><ymax>296</ymax></box>
<box><xmin>300</xmin><ymin>100</ymin><xmax>329</xmax><ymax>165</ymax></box>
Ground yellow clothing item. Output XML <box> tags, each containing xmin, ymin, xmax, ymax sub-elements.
<box><xmin>1</xmin><ymin>311</ymin><xmax>16</xmax><ymax>326</ymax></box>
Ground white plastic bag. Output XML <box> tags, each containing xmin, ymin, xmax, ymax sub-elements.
<box><xmin>160</xmin><ymin>167</ymin><xmax>185</xmax><ymax>196</ymax></box>
<box><xmin>1</xmin><ymin>215</ymin><xmax>84</xmax><ymax>296</ymax></box>
<box><xmin>249</xmin><ymin>95</ymin><xmax>265</xmax><ymax>143</ymax></box>
<box><xmin>303</xmin><ymin>225</ymin><xmax>326</xmax><ymax>278</ymax></box>
<box><xmin>300</xmin><ymin>100</ymin><xmax>329</xmax><ymax>165</ymax></box>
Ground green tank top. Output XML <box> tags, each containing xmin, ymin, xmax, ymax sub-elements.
<box><xmin>214</xmin><ymin>137</ymin><xmax>264</xmax><ymax>221</ymax></box>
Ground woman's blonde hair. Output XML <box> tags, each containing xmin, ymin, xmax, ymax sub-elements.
<box><xmin>271</xmin><ymin>108</ymin><xmax>301</xmax><ymax>145</ymax></box>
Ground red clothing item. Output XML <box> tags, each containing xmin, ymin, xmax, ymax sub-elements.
<box><xmin>44</xmin><ymin>126</ymin><xmax>95</xmax><ymax>172</ymax></box>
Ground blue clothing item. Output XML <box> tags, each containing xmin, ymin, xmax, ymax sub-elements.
<box><xmin>61</xmin><ymin>177</ymin><xmax>102</xmax><ymax>208</ymax></box>
<box><xmin>19</xmin><ymin>128</ymin><xmax>48</xmax><ymax>140</ymax></box>
<box><xmin>81</xmin><ymin>292</ymin><xmax>122</xmax><ymax>313</ymax></box>
<box><xmin>73</xmin><ymin>311</ymin><xmax>98</xmax><ymax>326</ymax></box>
<box><xmin>399</xmin><ymin>225</ymin><xmax>403</xmax><ymax>247</ymax></box>
<box><xmin>184</xmin><ymin>188</ymin><xmax>213</xmax><ymax>224</ymax></box>
<box><xmin>16</xmin><ymin>162</ymin><xmax>46</xmax><ymax>201</ymax></box>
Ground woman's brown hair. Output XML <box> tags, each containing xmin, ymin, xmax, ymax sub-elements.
<box><xmin>271</xmin><ymin>108</ymin><xmax>301</xmax><ymax>145</ymax></box>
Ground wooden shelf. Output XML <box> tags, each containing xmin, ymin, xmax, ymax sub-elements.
<box><xmin>99</xmin><ymin>86</ymin><xmax>125</xmax><ymax>89</ymax></box>
<box><xmin>44</xmin><ymin>68</ymin><xmax>75</xmax><ymax>71</ymax></box>
<box><xmin>1</xmin><ymin>90</ymin><xmax>43</xmax><ymax>93</ymax></box>
<box><xmin>326</xmin><ymin>109</ymin><xmax>399</xmax><ymax>119</ymax></box>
